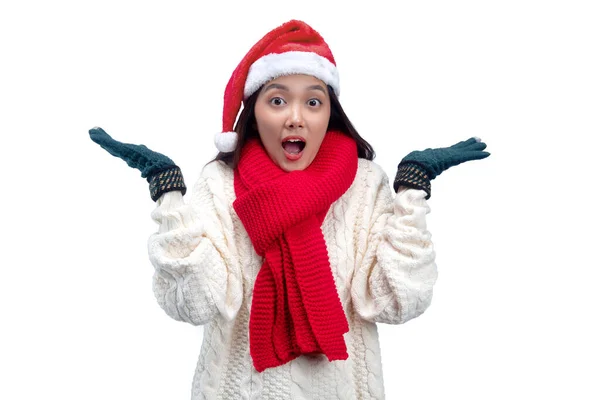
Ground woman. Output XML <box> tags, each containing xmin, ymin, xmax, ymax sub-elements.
<box><xmin>90</xmin><ymin>19</ymin><xmax>489</xmax><ymax>400</ymax></box>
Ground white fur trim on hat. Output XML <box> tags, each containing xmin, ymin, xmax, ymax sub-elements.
<box><xmin>244</xmin><ymin>51</ymin><xmax>340</xmax><ymax>99</ymax></box>
<box><xmin>214</xmin><ymin>131</ymin><xmax>238</xmax><ymax>153</ymax></box>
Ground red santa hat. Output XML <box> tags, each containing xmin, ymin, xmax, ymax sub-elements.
<box><xmin>214</xmin><ymin>19</ymin><xmax>340</xmax><ymax>153</ymax></box>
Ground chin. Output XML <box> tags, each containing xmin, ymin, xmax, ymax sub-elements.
<box><xmin>279</xmin><ymin>162</ymin><xmax>306</xmax><ymax>172</ymax></box>
<box><xmin>275</xmin><ymin>147</ymin><xmax>316</xmax><ymax>172</ymax></box>
<box><xmin>278</xmin><ymin>157</ymin><xmax>313</xmax><ymax>172</ymax></box>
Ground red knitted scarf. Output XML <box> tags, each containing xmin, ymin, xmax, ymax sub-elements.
<box><xmin>233</xmin><ymin>130</ymin><xmax>358</xmax><ymax>372</ymax></box>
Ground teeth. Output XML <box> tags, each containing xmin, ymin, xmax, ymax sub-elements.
<box><xmin>285</xmin><ymin>138</ymin><xmax>303</xmax><ymax>142</ymax></box>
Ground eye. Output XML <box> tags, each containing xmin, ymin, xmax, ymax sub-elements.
<box><xmin>307</xmin><ymin>98</ymin><xmax>322</xmax><ymax>107</ymax></box>
<box><xmin>269</xmin><ymin>97</ymin><xmax>286</xmax><ymax>106</ymax></box>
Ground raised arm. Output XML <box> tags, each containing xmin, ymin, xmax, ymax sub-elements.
<box><xmin>148</xmin><ymin>166</ymin><xmax>242</xmax><ymax>325</ymax></box>
<box><xmin>352</xmin><ymin>137</ymin><xmax>490</xmax><ymax>324</ymax></box>
<box><xmin>351</xmin><ymin>166</ymin><xmax>437</xmax><ymax>324</ymax></box>
<box><xmin>89</xmin><ymin>127</ymin><xmax>242</xmax><ymax>325</ymax></box>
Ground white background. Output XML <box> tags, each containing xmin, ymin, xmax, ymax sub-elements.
<box><xmin>1</xmin><ymin>1</ymin><xmax>599</xmax><ymax>399</ymax></box>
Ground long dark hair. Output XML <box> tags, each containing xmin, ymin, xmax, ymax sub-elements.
<box><xmin>211</xmin><ymin>85</ymin><xmax>375</xmax><ymax>168</ymax></box>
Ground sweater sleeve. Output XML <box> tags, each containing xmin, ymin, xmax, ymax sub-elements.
<box><xmin>351</xmin><ymin>164</ymin><xmax>438</xmax><ymax>324</ymax></box>
<box><xmin>147</xmin><ymin>163</ymin><xmax>242</xmax><ymax>326</ymax></box>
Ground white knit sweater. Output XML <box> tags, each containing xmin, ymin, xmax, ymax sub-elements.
<box><xmin>148</xmin><ymin>158</ymin><xmax>438</xmax><ymax>400</ymax></box>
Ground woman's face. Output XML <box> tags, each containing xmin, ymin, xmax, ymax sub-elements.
<box><xmin>254</xmin><ymin>74</ymin><xmax>331</xmax><ymax>172</ymax></box>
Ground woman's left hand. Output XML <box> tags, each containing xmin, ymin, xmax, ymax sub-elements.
<box><xmin>393</xmin><ymin>137</ymin><xmax>490</xmax><ymax>198</ymax></box>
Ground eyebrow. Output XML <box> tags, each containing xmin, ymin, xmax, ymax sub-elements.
<box><xmin>262</xmin><ymin>83</ymin><xmax>327</xmax><ymax>94</ymax></box>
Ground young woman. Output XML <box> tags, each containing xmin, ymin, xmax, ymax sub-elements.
<box><xmin>90</xmin><ymin>19</ymin><xmax>489</xmax><ymax>400</ymax></box>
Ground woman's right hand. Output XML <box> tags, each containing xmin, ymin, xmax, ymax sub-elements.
<box><xmin>89</xmin><ymin>127</ymin><xmax>187</xmax><ymax>201</ymax></box>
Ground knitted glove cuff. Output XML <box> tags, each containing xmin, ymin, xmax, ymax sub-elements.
<box><xmin>393</xmin><ymin>162</ymin><xmax>432</xmax><ymax>199</ymax></box>
<box><xmin>148</xmin><ymin>166</ymin><xmax>187</xmax><ymax>202</ymax></box>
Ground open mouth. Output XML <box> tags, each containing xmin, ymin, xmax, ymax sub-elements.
<box><xmin>282</xmin><ymin>137</ymin><xmax>306</xmax><ymax>160</ymax></box>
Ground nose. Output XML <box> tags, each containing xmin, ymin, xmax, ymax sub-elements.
<box><xmin>286</xmin><ymin>102</ymin><xmax>304</xmax><ymax>129</ymax></box>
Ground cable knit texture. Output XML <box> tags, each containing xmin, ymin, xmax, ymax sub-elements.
<box><xmin>234</xmin><ymin>131</ymin><xmax>357</xmax><ymax>372</ymax></box>
<box><xmin>148</xmin><ymin>157</ymin><xmax>438</xmax><ymax>400</ymax></box>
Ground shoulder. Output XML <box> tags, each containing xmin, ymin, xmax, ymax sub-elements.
<box><xmin>200</xmin><ymin>160</ymin><xmax>234</xmax><ymax>183</ymax></box>
<box><xmin>331</xmin><ymin>159</ymin><xmax>393</xmax><ymax>230</ymax></box>
<box><xmin>195</xmin><ymin>160</ymin><xmax>235</xmax><ymax>196</ymax></box>
<box><xmin>355</xmin><ymin>158</ymin><xmax>390</xmax><ymax>190</ymax></box>
<box><xmin>187</xmin><ymin>160</ymin><xmax>235</xmax><ymax>210</ymax></box>
<box><xmin>337</xmin><ymin>158</ymin><xmax>392</xmax><ymax>212</ymax></box>
<box><xmin>351</xmin><ymin>159</ymin><xmax>394</xmax><ymax>211</ymax></box>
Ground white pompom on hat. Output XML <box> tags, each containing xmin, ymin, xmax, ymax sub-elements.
<box><xmin>214</xmin><ymin>19</ymin><xmax>340</xmax><ymax>153</ymax></box>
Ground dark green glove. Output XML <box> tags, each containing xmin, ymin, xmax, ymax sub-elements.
<box><xmin>393</xmin><ymin>137</ymin><xmax>490</xmax><ymax>198</ymax></box>
<box><xmin>89</xmin><ymin>127</ymin><xmax>186</xmax><ymax>201</ymax></box>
